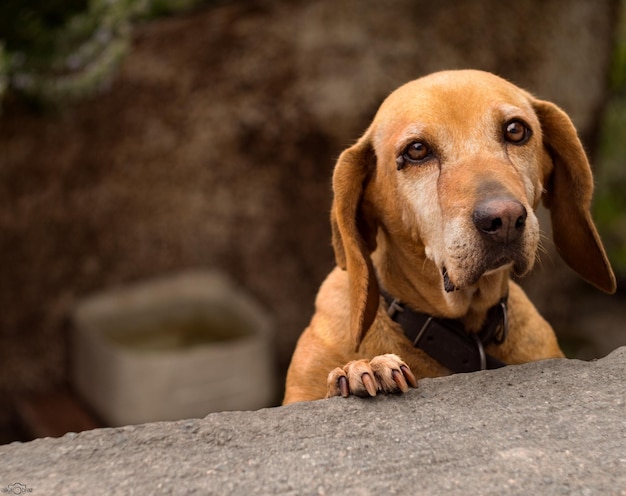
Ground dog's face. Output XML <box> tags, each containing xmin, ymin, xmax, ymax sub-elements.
<box><xmin>331</xmin><ymin>70</ymin><xmax>615</xmax><ymax>346</ymax></box>
<box><xmin>368</xmin><ymin>71</ymin><xmax>547</xmax><ymax>292</ymax></box>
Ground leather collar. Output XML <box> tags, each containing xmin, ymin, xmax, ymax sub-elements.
<box><xmin>381</xmin><ymin>289</ymin><xmax>508</xmax><ymax>373</ymax></box>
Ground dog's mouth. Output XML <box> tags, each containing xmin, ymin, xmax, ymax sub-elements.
<box><xmin>442</xmin><ymin>267</ymin><xmax>458</xmax><ymax>293</ymax></box>
<box><xmin>442</xmin><ymin>257</ymin><xmax>520</xmax><ymax>293</ymax></box>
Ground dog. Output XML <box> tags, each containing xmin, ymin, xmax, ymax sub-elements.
<box><xmin>283</xmin><ymin>69</ymin><xmax>616</xmax><ymax>404</ymax></box>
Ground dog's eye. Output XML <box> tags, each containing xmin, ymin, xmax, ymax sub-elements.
<box><xmin>504</xmin><ymin>119</ymin><xmax>531</xmax><ymax>144</ymax></box>
<box><xmin>405</xmin><ymin>141</ymin><xmax>430</xmax><ymax>161</ymax></box>
<box><xmin>397</xmin><ymin>141</ymin><xmax>431</xmax><ymax>169</ymax></box>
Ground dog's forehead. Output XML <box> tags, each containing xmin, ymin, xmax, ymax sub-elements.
<box><xmin>372</xmin><ymin>70</ymin><xmax>535</xmax><ymax>143</ymax></box>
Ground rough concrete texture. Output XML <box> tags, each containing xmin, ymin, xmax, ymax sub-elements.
<box><xmin>2</xmin><ymin>348</ymin><xmax>624</xmax><ymax>495</ymax></box>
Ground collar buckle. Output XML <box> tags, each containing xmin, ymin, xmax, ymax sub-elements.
<box><xmin>387</xmin><ymin>298</ymin><xmax>405</xmax><ymax>319</ymax></box>
<box><xmin>382</xmin><ymin>288</ymin><xmax>509</xmax><ymax>373</ymax></box>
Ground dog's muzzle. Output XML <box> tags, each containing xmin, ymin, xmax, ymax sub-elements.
<box><xmin>442</xmin><ymin>198</ymin><xmax>530</xmax><ymax>293</ymax></box>
<box><xmin>473</xmin><ymin>198</ymin><xmax>527</xmax><ymax>245</ymax></box>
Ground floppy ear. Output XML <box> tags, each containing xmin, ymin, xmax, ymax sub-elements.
<box><xmin>330</xmin><ymin>134</ymin><xmax>380</xmax><ymax>349</ymax></box>
<box><xmin>533</xmin><ymin>99</ymin><xmax>616</xmax><ymax>294</ymax></box>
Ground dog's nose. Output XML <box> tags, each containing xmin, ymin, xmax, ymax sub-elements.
<box><xmin>473</xmin><ymin>199</ymin><xmax>527</xmax><ymax>244</ymax></box>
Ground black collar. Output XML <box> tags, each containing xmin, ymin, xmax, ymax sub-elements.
<box><xmin>381</xmin><ymin>289</ymin><xmax>508</xmax><ymax>373</ymax></box>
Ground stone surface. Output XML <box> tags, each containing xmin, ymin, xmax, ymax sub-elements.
<box><xmin>2</xmin><ymin>347</ymin><xmax>624</xmax><ymax>495</ymax></box>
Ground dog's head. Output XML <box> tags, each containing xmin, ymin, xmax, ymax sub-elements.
<box><xmin>331</xmin><ymin>70</ymin><xmax>616</xmax><ymax>347</ymax></box>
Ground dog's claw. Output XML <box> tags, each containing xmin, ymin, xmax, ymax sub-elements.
<box><xmin>400</xmin><ymin>365</ymin><xmax>418</xmax><ymax>388</ymax></box>
<box><xmin>391</xmin><ymin>369</ymin><xmax>409</xmax><ymax>392</ymax></box>
<box><xmin>326</xmin><ymin>354</ymin><xmax>417</xmax><ymax>399</ymax></box>
<box><xmin>361</xmin><ymin>373</ymin><xmax>378</xmax><ymax>396</ymax></box>
<box><xmin>338</xmin><ymin>376</ymin><xmax>349</xmax><ymax>397</ymax></box>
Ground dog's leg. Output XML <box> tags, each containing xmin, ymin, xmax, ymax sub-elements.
<box><xmin>326</xmin><ymin>354</ymin><xmax>417</xmax><ymax>398</ymax></box>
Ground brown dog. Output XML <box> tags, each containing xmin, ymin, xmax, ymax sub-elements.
<box><xmin>283</xmin><ymin>70</ymin><xmax>616</xmax><ymax>405</ymax></box>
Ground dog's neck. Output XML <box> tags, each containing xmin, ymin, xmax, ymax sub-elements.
<box><xmin>372</xmin><ymin>238</ymin><xmax>509</xmax><ymax>332</ymax></box>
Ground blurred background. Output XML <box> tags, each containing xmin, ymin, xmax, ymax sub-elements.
<box><xmin>0</xmin><ymin>0</ymin><xmax>625</xmax><ymax>443</ymax></box>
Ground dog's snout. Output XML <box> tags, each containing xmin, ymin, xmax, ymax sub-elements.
<box><xmin>473</xmin><ymin>198</ymin><xmax>527</xmax><ymax>244</ymax></box>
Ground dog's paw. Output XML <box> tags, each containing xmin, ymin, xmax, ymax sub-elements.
<box><xmin>326</xmin><ymin>353</ymin><xmax>417</xmax><ymax>399</ymax></box>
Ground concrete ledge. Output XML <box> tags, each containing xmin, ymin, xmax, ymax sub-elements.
<box><xmin>2</xmin><ymin>348</ymin><xmax>625</xmax><ymax>495</ymax></box>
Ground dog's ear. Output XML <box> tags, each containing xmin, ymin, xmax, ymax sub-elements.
<box><xmin>330</xmin><ymin>134</ymin><xmax>380</xmax><ymax>349</ymax></box>
<box><xmin>533</xmin><ymin>99</ymin><xmax>616</xmax><ymax>294</ymax></box>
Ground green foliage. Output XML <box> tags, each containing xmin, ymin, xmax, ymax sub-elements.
<box><xmin>0</xmin><ymin>0</ymin><xmax>88</xmax><ymax>56</ymax></box>
<box><xmin>0</xmin><ymin>0</ymin><xmax>209</xmax><ymax>105</ymax></box>
<box><xmin>595</xmin><ymin>99</ymin><xmax>626</xmax><ymax>270</ymax></box>
<box><xmin>0</xmin><ymin>43</ymin><xmax>7</xmax><ymax>99</ymax></box>
<box><xmin>593</xmin><ymin>1</ymin><xmax>626</xmax><ymax>274</ymax></box>
<box><xmin>146</xmin><ymin>0</ymin><xmax>205</xmax><ymax>17</ymax></box>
